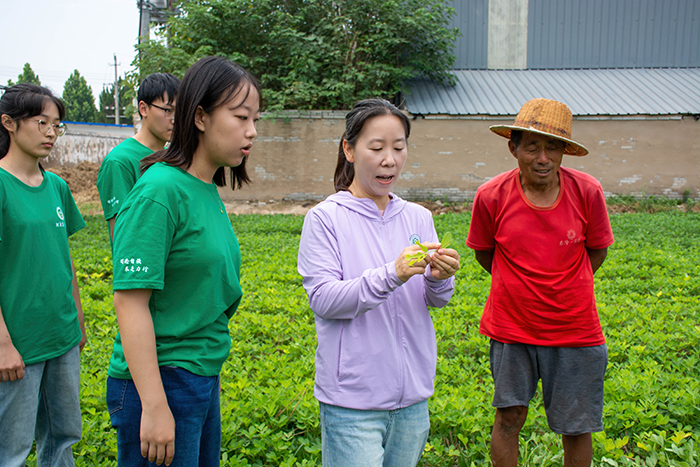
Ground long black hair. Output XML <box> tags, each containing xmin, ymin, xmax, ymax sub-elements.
<box><xmin>0</xmin><ymin>83</ymin><xmax>65</xmax><ymax>159</ymax></box>
<box><xmin>140</xmin><ymin>57</ymin><xmax>262</xmax><ymax>189</ymax></box>
<box><xmin>334</xmin><ymin>99</ymin><xmax>411</xmax><ymax>192</ymax></box>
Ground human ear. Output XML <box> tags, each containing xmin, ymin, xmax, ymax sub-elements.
<box><xmin>138</xmin><ymin>101</ymin><xmax>149</xmax><ymax>119</ymax></box>
<box><xmin>1</xmin><ymin>114</ymin><xmax>16</xmax><ymax>133</ymax></box>
<box><xmin>508</xmin><ymin>140</ymin><xmax>518</xmax><ymax>159</ymax></box>
<box><xmin>194</xmin><ymin>106</ymin><xmax>206</xmax><ymax>132</ymax></box>
<box><xmin>342</xmin><ymin>139</ymin><xmax>355</xmax><ymax>163</ymax></box>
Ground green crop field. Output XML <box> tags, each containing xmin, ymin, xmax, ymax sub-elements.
<box><xmin>38</xmin><ymin>210</ymin><xmax>700</xmax><ymax>466</ymax></box>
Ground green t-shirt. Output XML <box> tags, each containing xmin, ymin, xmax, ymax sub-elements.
<box><xmin>0</xmin><ymin>168</ymin><xmax>85</xmax><ymax>365</ymax></box>
<box><xmin>108</xmin><ymin>163</ymin><xmax>242</xmax><ymax>379</ymax></box>
<box><xmin>96</xmin><ymin>137</ymin><xmax>154</xmax><ymax>221</ymax></box>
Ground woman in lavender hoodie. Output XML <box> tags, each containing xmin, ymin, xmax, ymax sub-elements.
<box><xmin>298</xmin><ymin>99</ymin><xmax>461</xmax><ymax>467</ymax></box>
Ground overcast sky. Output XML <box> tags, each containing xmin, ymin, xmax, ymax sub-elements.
<box><xmin>0</xmin><ymin>0</ymin><xmax>140</xmax><ymax>101</ymax></box>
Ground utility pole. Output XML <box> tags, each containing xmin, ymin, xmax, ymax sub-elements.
<box><xmin>112</xmin><ymin>54</ymin><xmax>120</xmax><ymax>125</ymax></box>
<box><xmin>138</xmin><ymin>0</ymin><xmax>151</xmax><ymax>44</ymax></box>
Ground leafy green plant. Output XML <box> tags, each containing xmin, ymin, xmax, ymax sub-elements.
<box><xmin>32</xmin><ymin>210</ymin><xmax>699</xmax><ymax>466</ymax></box>
<box><xmin>406</xmin><ymin>232</ymin><xmax>453</xmax><ymax>265</ymax></box>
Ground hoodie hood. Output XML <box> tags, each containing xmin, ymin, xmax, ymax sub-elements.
<box><xmin>322</xmin><ymin>190</ymin><xmax>408</xmax><ymax>221</ymax></box>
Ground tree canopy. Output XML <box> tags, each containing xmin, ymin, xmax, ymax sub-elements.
<box><xmin>135</xmin><ymin>0</ymin><xmax>458</xmax><ymax>110</ymax></box>
<box><xmin>62</xmin><ymin>70</ymin><xmax>98</xmax><ymax>122</ymax></box>
<box><xmin>6</xmin><ymin>62</ymin><xmax>41</xmax><ymax>87</ymax></box>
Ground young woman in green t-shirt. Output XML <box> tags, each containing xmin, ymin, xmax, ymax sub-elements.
<box><xmin>0</xmin><ymin>84</ymin><xmax>86</xmax><ymax>465</ymax></box>
<box><xmin>106</xmin><ymin>57</ymin><xmax>260</xmax><ymax>466</ymax></box>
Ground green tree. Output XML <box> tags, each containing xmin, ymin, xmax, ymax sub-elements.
<box><xmin>17</xmin><ymin>63</ymin><xmax>41</xmax><ymax>85</ymax></box>
<box><xmin>134</xmin><ymin>0</ymin><xmax>459</xmax><ymax>110</ymax></box>
<box><xmin>98</xmin><ymin>80</ymin><xmax>134</xmax><ymax>124</ymax></box>
<box><xmin>5</xmin><ymin>63</ymin><xmax>41</xmax><ymax>87</ymax></box>
<box><xmin>62</xmin><ymin>70</ymin><xmax>98</xmax><ymax>122</ymax></box>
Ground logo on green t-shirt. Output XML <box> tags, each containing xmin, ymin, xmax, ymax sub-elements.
<box><xmin>56</xmin><ymin>206</ymin><xmax>66</xmax><ymax>228</ymax></box>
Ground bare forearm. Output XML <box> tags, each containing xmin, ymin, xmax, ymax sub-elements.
<box><xmin>0</xmin><ymin>303</ymin><xmax>25</xmax><ymax>381</ymax></box>
<box><xmin>586</xmin><ymin>247</ymin><xmax>608</xmax><ymax>274</ymax></box>
<box><xmin>71</xmin><ymin>259</ymin><xmax>87</xmax><ymax>350</ymax></box>
<box><xmin>114</xmin><ymin>290</ymin><xmax>167</xmax><ymax>408</ymax></box>
<box><xmin>108</xmin><ymin>217</ymin><xmax>115</xmax><ymax>241</ymax></box>
<box><xmin>0</xmin><ymin>304</ymin><xmax>12</xmax><ymax>347</ymax></box>
<box><xmin>115</xmin><ymin>289</ymin><xmax>175</xmax><ymax>463</ymax></box>
<box><xmin>474</xmin><ymin>249</ymin><xmax>495</xmax><ymax>275</ymax></box>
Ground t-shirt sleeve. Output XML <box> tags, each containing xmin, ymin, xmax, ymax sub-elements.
<box><xmin>466</xmin><ymin>188</ymin><xmax>496</xmax><ymax>250</ymax></box>
<box><xmin>112</xmin><ymin>197</ymin><xmax>175</xmax><ymax>291</ymax></box>
<box><xmin>585</xmin><ymin>184</ymin><xmax>614</xmax><ymax>249</ymax></box>
<box><xmin>97</xmin><ymin>158</ymin><xmax>137</xmax><ymax>221</ymax></box>
<box><xmin>61</xmin><ymin>184</ymin><xmax>86</xmax><ymax>238</ymax></box>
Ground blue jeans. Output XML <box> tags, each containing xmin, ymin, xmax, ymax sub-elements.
<box><xmin>319</xmin><ymin>399</ymin><xmax>430</xmax><ymax>467</ymax></box>
<box><xmin>107</xmin><ymin>367</ymin><xmax>220</xmax><ymax>467</ymax></box>
<box><xmin>0</xmin><ymin>345</ymin><xmax>81</xmax><ymax>467</ymax></box>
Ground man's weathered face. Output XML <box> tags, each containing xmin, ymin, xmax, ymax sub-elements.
<box><xmin>509</xmin><ymin>131</ymin><xmax>565</xmax><ymax>190</ymax></box>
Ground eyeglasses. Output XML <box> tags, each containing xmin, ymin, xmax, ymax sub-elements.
<box><xmin>31</xmin><ymin>119</ymin><xmax>67</xmax><ymax>137</ymax></box>
<box><xmin>150</xmin><ymin>103</ymin><xmax>175</xmax><ymax>120</ymax></box>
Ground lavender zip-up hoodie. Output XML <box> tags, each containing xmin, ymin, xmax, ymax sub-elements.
<box><xmin>297</xmin><ymin>191</ymin><xmax>455</xmax><ymax>410</ymax></box>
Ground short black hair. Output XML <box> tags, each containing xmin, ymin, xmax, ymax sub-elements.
<box><xmin>510</xmin><ymin>129</ymin><xmax>523</xmax><ymax>148</ymax></box>
<box><xmin>510</xmin><ymin>129</ymin><xmax>566</xmax><ymax>151</ymax></box>
<box><xmin>137</xmin><ymin>73</ymin><xmax>180</xmax><ymax>117</ymax></box>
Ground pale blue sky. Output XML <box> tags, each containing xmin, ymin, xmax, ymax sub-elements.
<box><xmin>0</xmin><ymin>0</ymin><xmax>140</xmax><ymax>100</ymax></box>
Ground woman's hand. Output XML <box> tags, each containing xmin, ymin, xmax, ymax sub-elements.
<box><xmin>140</xmin><ymin>400</ymin><xmax>176</xmax><ymax>465</ymax></box>
<box><xmin>396</xmin><ymin>242</ymin><xmax>441</xmax><ymax>282</ymax></box>
<box><xmin>0</xmin><ymin>341</ymin><xmax>25</xmax><ymax>382</ymax></box>
<box><xmin>429</xmin><ymin>248</ymin><xmax>461</xmax><ymax>281</ymax></box>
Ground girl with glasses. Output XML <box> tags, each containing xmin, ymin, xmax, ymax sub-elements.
<box><xmin>0</xmin><ymin>83</ymin><xmax>86</xmax><ymax>465</ymax></box>
<box><xmin>106</xmin><ymin>56</ymin><xmax>260</xmax><ymax>466</ymax></box>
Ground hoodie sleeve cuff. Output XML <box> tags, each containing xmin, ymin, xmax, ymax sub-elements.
<box><xmin>386</xmin><ymin>260</ymin><xmax>405</xmax><ymax>289</ymax></box>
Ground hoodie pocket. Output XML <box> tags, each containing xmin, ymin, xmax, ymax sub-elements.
<box><xmin>337</xmin><ymin>323</ymin><xmax>346</xmax><ymax>382</ymax></box>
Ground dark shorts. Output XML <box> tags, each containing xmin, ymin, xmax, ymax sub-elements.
<box><xmin>489</xmin><ymin>339</ymin><xmax>607</xmax><ymax>436</ymax></box>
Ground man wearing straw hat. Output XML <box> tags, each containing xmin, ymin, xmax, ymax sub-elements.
<box><xmin>466</xmin><ymin>98</ymin><xmax>614</xmax><ymax>467</ymax></box>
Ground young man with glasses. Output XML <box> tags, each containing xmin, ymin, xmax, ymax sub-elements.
<box><xmin>97</xmin><ymin>73</ymin><xmax>180</xmax><ymax>239</ymax></box>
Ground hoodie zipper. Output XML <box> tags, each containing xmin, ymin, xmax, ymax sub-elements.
<box><xmin>381</xmin><ymin>212</ymin><xmax>406</xmax><ymax>407</ymax></box>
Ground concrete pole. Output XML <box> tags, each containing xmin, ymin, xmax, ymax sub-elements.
<box><xmin>139</xmin><ymin>0</ymin><xmax>151</xmax><ymax>44</ymax></box>
<box><xmin>114</xmin><ymin>54</ymin><xmax>120</xmax><ymax>125</ymax></box>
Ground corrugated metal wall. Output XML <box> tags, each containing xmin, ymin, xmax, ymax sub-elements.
<box><xmin>448</xmin><ymin>0</ymin><xmax>700</xmax><ymax>69</ymax></box>
<box><xmin>528</xmin><ymin>0</ymin><xmax>700</xmax><ymax>68</ymax></box>
<box><xmin>448</xmin><ymin>0</ymin><xmax>489</xmax><ymax>69</ymax></box>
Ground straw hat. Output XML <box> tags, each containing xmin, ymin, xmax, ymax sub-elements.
<box><xmin>489</xmin><ymin>98</ymin><xmax>589</xmax><ymax>156</ymax></box>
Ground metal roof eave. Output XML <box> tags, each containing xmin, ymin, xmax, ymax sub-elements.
<box><xmin>402</xmin><ymin>68</ymin><xmax>700</xmax><ymax>117</ymax></box>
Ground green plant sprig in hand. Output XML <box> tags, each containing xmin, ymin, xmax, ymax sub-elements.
<box><xmin>406</xmin><ymin>232</ymin><xmax>453</xmax><ymax>266</ymax></box>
